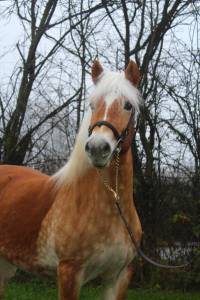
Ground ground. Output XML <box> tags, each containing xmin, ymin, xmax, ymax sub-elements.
<box><xmin>4</xmin><ymin>280</ymin><xmax>200</xmax><ymax>300</ymax></box>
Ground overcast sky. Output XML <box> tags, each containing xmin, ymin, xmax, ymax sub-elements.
<box><xmin>0</xmin><ymin>2</ymin><xmax>197</xmax><ymax>82</ymax></box>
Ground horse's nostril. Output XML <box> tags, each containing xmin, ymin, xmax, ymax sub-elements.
<box><xmin>85</xmin><ymin>142</ymin><xmax>90</xmax><ymax>153</ymax></box>
<box><xmin>101</xmin><ymin>142</ymin><xmax>111</xmax><ymax>154</ymax></box>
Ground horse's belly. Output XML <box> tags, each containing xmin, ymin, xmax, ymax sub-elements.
<box><xmin>83</xmin><ymin>241</ymin><xmax>135</xmax><ymax>284</ymax></box>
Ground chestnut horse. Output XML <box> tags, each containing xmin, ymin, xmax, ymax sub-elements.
<box><xmin>0</xmin><ymin>60</ymin><xmax>142</xmax><ymax>300</ymax></box>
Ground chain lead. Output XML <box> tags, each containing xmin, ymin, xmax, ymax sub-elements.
<box><xmin>97</xmin><ymin>148</ymin><xmax>189</xmax><ymax>269</ymax></box>
<box><xmin>98</xmin><ymin>148</ymin><xmax>120</xmax><ymax>203</ymax></box>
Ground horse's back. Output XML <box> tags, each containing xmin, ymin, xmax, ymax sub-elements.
<box><xmin>0</xmin><ymin>165</ymin><xmax>56</xmax><ymax>265</ymax></box>
<box><xmin>0</xmin><ymin>165</ymin><xmax>50</xmax><ymax>204</ymax></box>
<box><xmin>0</xmin><ymin>164</ymin><xmax>46</xmax><ymax>186</ymax></box>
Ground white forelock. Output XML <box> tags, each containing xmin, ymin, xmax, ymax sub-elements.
<box><xmin>90</xmin><ymin>71</ymin><xmax>142</xmax><ymax>111</ymax></box>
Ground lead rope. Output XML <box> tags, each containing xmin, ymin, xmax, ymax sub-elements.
<box><xmin>98</xmin><ymin>149</ymin><xmax>189</xmax><ymax>269</ymax></box>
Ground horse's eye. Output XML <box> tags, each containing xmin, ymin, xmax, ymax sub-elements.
<box><xmin>124</xmin><ymin>101</ymin><xmax>132</xmax><ymax>111</ymax></box>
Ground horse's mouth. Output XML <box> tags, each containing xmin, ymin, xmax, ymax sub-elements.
<box><xmin>88</xmin><ymin>156</ymin><xmax>111</xmax><ymax>169</ymax></box>
<box><xmin>93</xmin><ymin>161</ymin><xmax>107</xmax><ymax>169</ymax></box>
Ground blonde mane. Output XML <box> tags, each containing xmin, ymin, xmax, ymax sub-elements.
<box><xmin>53</xmin><ymin>70</ymin><xmax>141</xmax><ymax>186</ymax></box>
<box><xmin>53</xmin><ymin>111</ymin><xmax>91</xmax><ymax>186</ymax></box>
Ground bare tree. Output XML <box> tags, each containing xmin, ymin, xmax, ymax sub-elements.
<box><xmin>0</xmin><ymin>0</ymin><xmax>103</xmax><ymax>165</ymax></box>
<box><xmin>162</xmin><ymin>47</ymin><xmax>200</xmax><ymax>196</ymax></box>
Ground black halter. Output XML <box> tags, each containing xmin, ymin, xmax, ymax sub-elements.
<box><xmin>88</xmin><ymin>110</ymin><xmax>134</xmax><ymax>146</ymax></box>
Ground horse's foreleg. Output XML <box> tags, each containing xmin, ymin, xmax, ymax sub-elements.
<box><xmin>103</xmin><ymin>264</ymin><xmax>133</xmax><ymax>300</ymax></box>
<box><xmin>58</xmin><ymin>260</ymin><xmax>83</xmax><ymax>300</ymax></box>
<box><xmin>0</xmin><ymin>258</ymin><xmax>16</xmax><ymax>300</ymax></box>
<box><xmin>0</xmin><ymin>280</ymin><xmax>5</xmax><ymax>300</ymax></box>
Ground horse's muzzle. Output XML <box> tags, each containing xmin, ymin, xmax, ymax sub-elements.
<box><xmin>85</xmin><ymin>138</ymin><xmax>112</xmax><ymax>168</ymax></box>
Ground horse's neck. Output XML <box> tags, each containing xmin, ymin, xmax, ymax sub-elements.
<box><xmin>54</xmin><ymin>148</ymin><xmax>133</xmax><ymax>203</ymax></box>
<box><xmin>69</xmin><ymin>148</ymin><xmax>134</xmax><ymax>211</ymax></box>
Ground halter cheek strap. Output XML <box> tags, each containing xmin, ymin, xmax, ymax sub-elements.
<box><xmin>88</xmin><ymin>110</ymin><xmax>134</xmax><ymax>145</ymax></box>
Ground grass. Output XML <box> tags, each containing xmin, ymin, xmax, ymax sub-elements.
<box><xmin>4</xmin><ymin>281</ymin><xmax>200</xmax><ymax>300</ymax></box>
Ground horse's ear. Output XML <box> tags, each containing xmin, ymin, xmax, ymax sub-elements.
<box><xmin>92</xmin><ymin>60</ymin><xmax>104</xmax><ymax>84</ymax></box>
<box><xmin>125</xmin><ymin>60</ymin><xmax>140</xmax><ymax>87</ymax></box>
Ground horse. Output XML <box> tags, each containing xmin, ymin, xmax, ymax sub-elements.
<box><xmin>0</xmin><ymin>60</ymin><xmax>142</xmax><ymax>300</ymax></box>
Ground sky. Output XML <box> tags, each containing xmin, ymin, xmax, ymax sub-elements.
<box><xmin>0</xmin><ymin>2</ymin><xmax>197</xmax><ymax>81</ymax></box>
<box><xmin>0</xmin><ymin>12</ymin><xmax>21</xmax><ymax>80</ymax></box>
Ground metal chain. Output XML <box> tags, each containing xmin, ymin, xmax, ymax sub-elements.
<box><xmin>98</xmin><ymin>148</ymin><xmax>120</xmax><ymax>202</ymax></box>
<box><xmin>115</xmin><ymin>148</ymin><xmax>120</xmax><ymax>198</ymax></box>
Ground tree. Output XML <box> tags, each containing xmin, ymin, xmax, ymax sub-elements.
<box><xmin>0</xmin><ymin>0</ymin><xmax>103</xmax><ymax>165</ymax></box>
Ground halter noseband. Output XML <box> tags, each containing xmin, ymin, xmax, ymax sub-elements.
<box><xmin>88</xmin><ymin>110</ymin><xmax>134</xmax><ymax>146</ymax></box>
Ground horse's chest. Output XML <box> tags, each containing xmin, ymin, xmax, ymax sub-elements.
<box><xmin>83</xmin><ymin>236</ymin><xmax>135</xmax><ymax>283</ymax></box>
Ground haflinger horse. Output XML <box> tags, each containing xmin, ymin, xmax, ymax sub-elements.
<box><xmin>0</xmin><ymin>60</ymin><xmax>142</xmax><ymax>300</ymax></box>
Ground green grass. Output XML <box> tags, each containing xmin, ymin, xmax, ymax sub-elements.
<box><xmin>4</xmin><ymin>281</ymin><xmax>200</xmax><ymax>300</ymax></box>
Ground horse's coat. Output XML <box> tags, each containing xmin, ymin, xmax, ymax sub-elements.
<box><xmin>0</xmin><ymin>60</ymin><xmax>142</xmax><ymax>300</ymax></box>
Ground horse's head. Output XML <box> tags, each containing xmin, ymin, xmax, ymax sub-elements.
<box><xmin>85</xmin><ymin>60</ymin><xmax>141</xmax><ymax>168</ymax></box>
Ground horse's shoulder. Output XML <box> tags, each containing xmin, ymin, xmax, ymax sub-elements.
<box><xmin>0</xmin><ymin>165</ymin><xmax>56</xmax><ymax>260</ymax></box>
